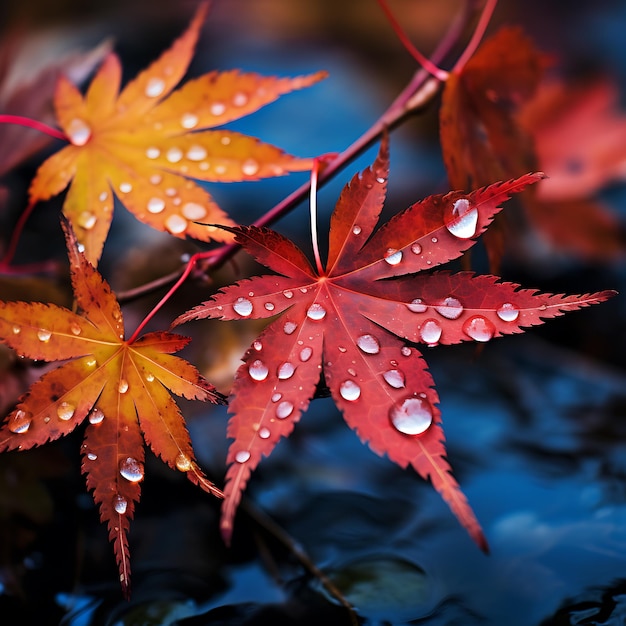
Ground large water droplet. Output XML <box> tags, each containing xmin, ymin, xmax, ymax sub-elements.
<box><xmin>119</xmin><ymin>457</ymin><xmax>144</xmax><ymax>482</ymax></box>
<box><xmin>271</xmin><ymin>392</ymin><xmax>282</xmax><ymax>403</ymax></box>
<box><xmin>187</xmin><ymin>145</ymin><xmax>207</xmax><ymax>161</ymax></box>
<box><xmin>233</xmin><ymin>297</ymin><xmax>253</xmax><ymax>317</ymax></box>
<box><xmin>8</xmin><ymin>409</ymin><xmax>31</xmax><ymax>434</ymax></box>
<box><xmin>434</xmin><ymin>296</ymin><xmax>463</xmax><ymax>320</ymax></box>
<box><xmin>276</xmin><ymin>401</ymin><xmax>294</xmax><ymax>419</ymax></box>
<box><xmin>87</xmin><ymin>452</ymin><xmax>97</xmax><ymax>461</ymax></box>
<box><xmin>264</xmin><ymin>302</ymin><xmax>275</xmax><ymax>312</ymax></box>
<box><xmin>339</xmin><ymin>379</ymin><xmax>361</xmax><ymax>401</ymax></box>
<box><xmin>383</xmin><ymin>369</ymin><xmax>406</xmax><ymax>389</ymax></box>
<box><xmin>77</xmin><ymin>211</ymin><xmax>97</xmax><ymax>230</ymax></box>
<box><xmin>420</xmin><ymin>319</ymin><xmax>442</xmax><ymax>345</ymax></box>
<box><xmin>235</xmin><ymin>450</ymin><xmax>251</xmax><ymax>463</ymax></box>
<box><xmin>181</xmin><ymin>202</ymin><xmax>207</xmax><ymax>220</ymax></box>
<box><xmin>146</xmin><ymin>146</ymin><xmax>160</xmax><ymax>159</ymax></box>
<box><xmin>88</xmin><ymin>407</ymin><xmax>105</xmax><ymax>424</ymax></box>
<box><xmin>283</xmin><ymin>321</ymin><xmax>297</xmax><ymax>335</ymax></box>
<box><xmin>258</xmin><ymin>427</ymin><xmax>271</xmax><ymax>439</ymax></box>
<box><xmin>410</xmin><ymin>242</ymin><xmax>422</xmax><ymax>255</ymax></box>
<box><xmin>57</xmin><ymin>401</ymin><xmax>75</xmax><ymax>421</ymax></box>
<box><xmin>210</xmin><ymin>102</ymin><xmax>226</xmax><ymax>116</ymax></box>
<box><xmin>242</xmin><ymin>159</ymin><xmax>259</xmax><ymax>176</ymax></box>
<box><xmin>113</xmin><ymin>494</ymin><xmax>128</xmax><ymax>514</ymax></box>
<box><xmin>401</xmin><ymin>346</ymin><xmax>411</xmax><ymax>357</ymax></box>
<box><xmin>70</xmin><ymin>323</ymin><xmax>82</xmax><ymax>336</ymax></box>
<box><xmin>306</xmin><ymin>303</ymin><xmax>326</xmax><ymax>320</ymax></box>
<box><xmin>147</xmin><ymin>197</ymin><xmax>165</xmax><ymax>214</ymax></box>
<box><xmin>249</xmin><ymin>359</ymin><xmax>269</xmax><ymax>381</ymax></box>
<box><xmin>253</xmin><ymin>340</ymin><xmax>263</xmax><ymax>351</ymax></box>
<box><xmin>446</xmin><ymin>198</ymin><xmax>479</xmax><ymax>239</ymax></box>
<box><xmin>390</xmin><ymin>397</ymin><xmax>433</xmax><ymax>435</ymax></box>
<box><xmin>299</xmin><ymin>347</ymin><xmax>313</xmax><ymax>362</ymax></box>
<box><xmin>384</xmin><ymin>248</ymin><xmax>403</xmax><ymax>266</ymax></box>
<box><xmin>118</xmin><ymin>379</ymin><xmax>129</xmax><ymax>394</ymax></box>
<box><xmin>356</xmin><ymin>334</ymin><xmax>380</xmax><ymax>355</ymax></box>
<box><xmin>165</xmin><ymin>214</ymin><xmax>188</xmax><ymax>234</ymax></box>
<box><xmin>180</xmin><ymin>113</ymin><xmax>199</xmax><ymax>129</ymax></box>
<box><xmin>407</xmin><ymin>299</ymin><xmax>428</xmax><ymax>313</ymax></box>
<box><xmin>175</xmin><ymin>452</ymin><xmax>192</xmax><ymax>471</ymax></box>
<box><xmin>37</xmin><ymin>329</ymin><xmax>52</xmax><ymax>342</ymax></box>
<box><xmin>277</xmin><ymin>362</ymin><xmax>295</xmax><ymax>380</ymax></box>
<box><xmin>145</xmin><ymin>77</ymin><xmax>165</xmax><ymax>98</ymax></box>
<box><xmin>463</xmin><ymin>316</ymin><xmax>496</xmax><ymax>342</ymax></box>
<box><xmin>283</xmin><ymin>290</ymin><xmax>294</xmax><ymax>299</ymax></box>
<box><xmin>166</xmin><ymin>147</ymin><xmax>183</xmax><ymax>163</ymax></box>
<box><xmin>67</xmin><ymin>118</ymin><xmax>92</xmax><ymax>146</ymax></box>
<box><xmin>497</xmin><ymin>302</ymin><xmax>520</xmax><ymax>322</ymax></box>
<box><xmin>352</xmin><ymin>225</ymin><xmax>362</xmax><ymax>235</ymax></box>
<box><xmin>119</xmin><ymin>182</ymin><xmax>132</xmax><ymax>193</ymax></box>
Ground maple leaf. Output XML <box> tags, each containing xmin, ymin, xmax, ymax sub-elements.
<box><xmin>175</xmin><ymin>136</ymin><xmax>615</xmax><ymax>547</ymax></box>
<box><xmin>0</xmin><ymin>220</ymin><xmax>223</xmax><ymax>598</ymax></box>
<box><xmin>26</xmin><ymin>3</ymin><xmax>326</xmax><ymax>264</ymax></box>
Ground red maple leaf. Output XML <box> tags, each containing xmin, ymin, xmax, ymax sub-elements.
<box><xmin>175</xmin><ymin>137</ymin><xmax>614</xmax><ymax>548</ymax></box>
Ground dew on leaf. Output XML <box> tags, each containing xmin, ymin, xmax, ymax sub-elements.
<box><xmin>401</xmin><ymin>346</ymin><xmax>411</xmax><ymax>357</ymax></box>
<box><xmin>276</xmin><ymin>401</ymin><xmax>294</xmax><ymax>419</ymax></box>
<box><xmin>352</xmin><ymin>225</ymin><xmax>362</xmax><ymax>235</ymax></box>
<box><xmin>145</xmin><ymin>77</ymin><xmax>165</xmax><ymax>98</ymax></box>
<box><xmin>77</xmin><ymin>211</ymin><xmax>97</xmax><ymax>230</ymax></box>
<box><xmin>99</xmin><ymin>191</ymin><xmax>108</xmax><ymax>202</ymax></box>
<box><xmin>283</xmin><ymin>290</ymin><xmax>294</xmax><ymax>299</ymax></box>
<box><xmin>186</xmin><ymin>145</ymin><xmax>207</xmax><ymax>161</ymax></box>
<box><xmin>181</xmin><ymin>202</ymin><xmax>207</xmax><ymax>220</ymax></box>
<box><xmin>147</xmin><ymin>197</ymin><xmax>166</xmax><ymax>214</ymax></box>
<box><xmin>145</xmin><ymin>373</ymin><xmax>155</xmax><ymax>382</ymax></box>
<box><xmin>434</xmin><ymin>296</ymin><xmax>463</xmax><ymax>320</ymax></box>
<box><xmin>407</xmin><ymin>299</ymin><xmax>428</xmax><ymax>313</ymax></box>
<box><xmin>420</xmin><ymin>319</ymin><xmax>442</xmax><ymax>345</ymax></box>
<box><xmin>306</xmin><ymin>303</ymin><xmax>326</xmax><ymax>320</ymax></box>
<box><xmin>210</xmin><ymin>102</ymin><xmax>226</xmax><ymax>116</ymax></box>
<box><xmin>8</xmin><ymin>409</ymin><xmax>31</xmax><ymax>434</ymax></box>
<box><xmin>271</xmin><ymin>392</ymin><xmax>282</xmax><ymax>402</ymax></box>
<box><xmin>383</xmin><ymin>369</ymin><xmax>406</xmax><ymax>389</ymax></box>
<box><xmin>88</xmin><ymin>407</ymin><xmax>105</xmax><ymax>425</ymax></box>
<box><xmin>57</xmin><ymin>402</ymin><xmax>75</xmax><ymax>421</ymax></box>
<box><xmin>356</xmin><ymin>334</ymin><xmax>380</xmax><ymax>355</ymax></box>
<box><xmin>165</xmin><ymin>214</ymin><xmax>188</xmax><ymax>234</ymax></box>
<box><xmin>446</xmin><ymin>198</ymin><xmax>479</xmax><ymax>239</ymax></box>
<box><xmin>347</xmin><ymin>367</ymin><xmax>357</xmax><ymax>376</ymax></box>
<box><xmin>70</xmin><ymin>323</ymin><xmax>82</xmax><ymax>336</ymax></box>
<box><xmin>175</xmin><ymin>452</ymin><xmax>192</xmax><ymax>471</ymax></box>
<box><xmin>384</xmin><ymin>248</ymin><xmax>403</xmax><ymax>266</ymax></box>
<box><xmin>390</xmin><ymin>397</ymin><xmax>433</xmax><ymax>435</ymax></box>
<box><xmin>12</xmin><ymin>325</ymin><xmax>20</xmax><ymax>334</ymax></box>
<box><xmin>277</xmin><ymin>362</ymin><xmax>295</xmax><ymax>380</ymax></box>
<box><xmin>85</xmin><ymin>357</ymin><xmax>97</xmax><ymax>368</ymax></box>
<box><xmin>119</xmin><ymin>457</ymin><xmax>144</xmax><ymax>482</ymax></box>
<box><xmin>253</xmin><ymin>340</ymin><xmax>263</xmax><ymax>351</ymax></box>
<box><xmin>166</xmin><ymin>147</ymin><xmax>184</xmax><ymax>163</ymax></box>
<box><xmin>249</xmin><ymin>359</ymin><xmax>269</xmax><ymax>381</ymax></box>
<box><xmin>242</xmin><ymin>159</ymin><xmax>260</xmax><ymax>176</ymax></box>
<box><xmin>431</xmin><ymin>237</ymin><xmax>438</xmax><ymax>243</ymax></box>
<box><xmin>66</xmin><ymin>118</ymin><xmax>91</xmax><ymax>146</ymax></box>
<box><xmin>258</xmin><ymin>427</ymin><xmax>271</xmax><ymax>439</ymax></box>
<box><xmin>37</xmin><ymin>329</ymin><xmax>52</xmax><ymax>342</ymax></box>
<box><xmin>497</xmin><ymin>302</ymin><xmax>520</xmax><ymax>322</ymax></box>
<box><xmin>146</xmin><ymin>147</ymin><xmax>160</xmax><ymax>159</ymax></box>
<box><xmin>119</xmin><ymin>182</ymin><xmax>132</xmax><ymax>193</ymax></box>
<box><xmin>180</xmin><ymin>113</ymin><xmax>198</xmax><ymax>129</ymax></box>
<box><xmin>118</xmin><ymin>379</ymin><xmax>129</xmax><ymax>394</ymax></box>
<box><xmin>339</xmin><ymin>379</ymin><xmax>361</xmax><ymax>401</ymax></box>
<box><xmin>87</xmin><ymin>452</ymin><xmax>97</xmax><ymax>461</ymax></box>
<box><xmin>264</xmin><ymin>302</ymin><xmax>275</xmax><ymax>312</ymax></box>
<box><xmin>233</xmin><ymin>91</ymin><xmax>248</xmax><ymax>106</ymax></box>
<box><xmin>235</xmin><ymin>450</ymin><xmax>251</xmax><ymax>463</ymax></box>
<box><xmin>376</xmin><ymin>176</ymin><xmax>386</xmax><ymax>184</ymax></box>
<box><xmin>113</xmin><ymin>494</ymin><xmax>128</xmax><ymax>515</ymax></box>
<box><xmin>463</xmin><ymin>315</ymin><xmax>496</xmax><ymax>342</ymax></box>
<box><xmin>283</xmin><ymin>321</ymin><xmax>297</xmax><ymax>335</ymax></box>
<box><xmin>233</xmin><ymin>297</ymin><xmax>253</xmax><ymax>317</ymax></box>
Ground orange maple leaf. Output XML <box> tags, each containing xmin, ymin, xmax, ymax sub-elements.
<box><xmin>0</xmin><ymin>220</ymin><xmax>223</xmax><ymax>598</ymax></box>
<box><xmin>27</xmin><ymin>3</ymin><xmax>326</xmax><ymax>264</ymax></box>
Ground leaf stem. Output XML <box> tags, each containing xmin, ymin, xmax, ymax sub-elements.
<box><xmin>0</xmin><ymin>202</ymin><xmax>37</xmax><ymax>270</ymax></box>
<box><xmin>0</xmin><ymin>114</ymin><xmax>67</xmax><ymax>141</ymax></box>
<box><xmin>309</xmin><ymin>156</ymin><xmax>326</xmax><ymax>275</ymax></box>
<box><xmin>452</xmin><ymin>0</ymin><xmax>499</xmax><ymax>74</ymax></box>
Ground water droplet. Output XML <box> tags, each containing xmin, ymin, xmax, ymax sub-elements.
<box><xmin>434</xmin><ymin>296</ymin><xmax>463</xmax><ymax>320</ymax></box>
<box><xmin>165</xmin><ymin>214</ymin><xmax>188</xmax><ymax>234</ymax></box>
<box><xmin>249</xmin><ymin>359</ymin><xmax>269</xmax><ymax>381</ymax></box>
<box><xmin>119</xmin><ymin>182</ymin><xmax>132</xmax><ymax>193</ymax></box>
<box><xmin>147</xmin><ymin>197</ymin><xmax>165</xmax><ymax>213</ymax></box>
<box><xmin>258</xmin><ymin>427</ymin><xmax>271</xmax><ymax>439</ymax></box>
<box><xmin>264</xmin><ymin>302</ymin><xmax>275</xmax><ymax>311</ymax></box>
<box><xmin>376</xmin><ymin>176</ymin><xmax>386</xmax><ymax>184</ymax></box>
<box><xmin>463</xmin><ymin>316</ymin><xmax>496</xmax><ymax>342</ymax></box>
<box><xmin>175</xmin><ymin>452</ymin><xmax>192</xmax><ymax>471</ymax></box>
<box><xmin>86</xmin><ymin>357</ymin><xmax>97</xmax><ymax>368</ymax></box>
<box><xmin>146</xmin><ymin>146</ymin><xmax>160</xmax><ymax>159</ymax></box>
<box><xmin>233</xmin><ymin>91</ymin><xmax>248</xmax><ymax>107</ymax></box>
<box><xmin>70</xmin><ymin>323</ymin><xmax>82</xmax><ymax>336</ymax></box>
<box><xmin>145</xmin><ymin>372</ymin><xmax>155</xmax><ymax>383</ymax></box>
<box><xmin>401</xmin><ymin>346</ymin><xmax>411</xmax><ymax>357</ymax></box>
<box><xmin>145</xmin><ymin>77</ymin><xmax>165</xmax><ymax>98</ymax></box>
<box><xmin>118</xmin><ymin>379</ymin><xmax>129</xmax><ymax>394</ymax></box>
<box><xmin>9</xmin><ymin>409</ymin><xmax>31</xmax><ymax>434</ymax></box>
<box><xmin>283</xmin><ymin>290</ymin><xmax>294</xmax><ymax>299</ymax></box>
<box><xmin>187</xmin><ymin>145</ymin><xmax>207</xmax><ymax>161</ymax></box>
<box><xmin>446</xmin><ymin>198</ymin><xmax>479</xmax><ymax>239</ymax></box>
<box><xmin>149</xmin><ymin>174</ymin><xmax>162</xmax><ymax>185</ymax></box>
<box><xmin>306</xmin><ymin>303</ymin><xmax>326</xmax><ymax>320</ymax></box>
<box><xmin>299</xmin><ymin>347</ymin><xmax>313</xmax><ymax>362</ymax></box>
<box><xmin>166</xmin><ymin>147</ymin><xmax>183</xmax><ymax>163</ymax></box>
<box><xmin>235</xmin><ymin>450</ymin><xmax>251</xmax><ymax>463</ymax></box>
<box><xmin>113</xmin><ymin>494</ymin><xmax>128</xmax><ymax>514</ymax></box>
<box><xmin>338</xmin><ymin>346</ymin><xmax>347</xmax><ymax>353</ymax></box>
<box><xmin>390</xmin><ymin>397</ymin><xmax>433</xmax><ymax>435</ymax></box>
<box><xmin>210</xmin><ymin>102</ymin><xmax>226</xmax><ymax>116</ymax></box>
<box><xmin>384</xmin><ymin>248</ymin><xmax>403</xmax><ymax>266</ymax></box>
<box><xmin>77</xmin><ymin>211</ymin><xmax>97</xmax><ymax>230</ymax></box>
<box><xmin>180</xmin><ymin>113</ymin><xmax>198</xmax><ymax>129</ymax></box>
<box><xmin>181</xmin><ymin>202</ymin><xmax>207</xmax><ymax>220</ymax></box>
<box><xmin>57</xmin><ymin>401</ymin><xmax>75</xmax><ymax>421</ymax></box>
<box><xmin>352</xmin><ymin>225</ymin><xmax>362</xmax><ymax>235</ymax></box>
<box><xmin>88</xmin><ymin>407</ymin><xmax>105</xmax><ymax>424</ymax></box>
<box><xmin>99</xmin><ymin>191</ymin><xmax>108</xmax><ymax>202</ymax></box>
<box><xmin>119</xmin><ymin>457</ymin><xmax>144</xmax><ymax>482</ymax></box>
<box><xmin>276</xmin><ymin>401</ymin><xmax>294</xmax><ymax>419</ymax></box>
<box><xmin>277</xmin><ymin>362</ymin><xmax>295</xmax><ymax>379</ymax></box>
<box><xmin>347</xmin><ymin>367</ymin><xmax>357</xmax><ymax>377</ymax></box>
<box><xmin>87</xmin><ymin>452</ymin><xmax>97</xmax><ymax>461</ymax></box>
<box><xmin>253</xmin><ymin>340</ymin><xmax>263</xmax><ymax>351</ymax></box>
<box><xmin>497</xmin><ymin>302</ymin><xmax>519</xmax><ymax>322</ymax></box>
<box><xmin>66</xmin><ymin>118</ymin><xmax>91</xmax><ymax>146</ymax></box>
<box><xmin>271</xmin><ymin>392</ymin><xmax>282</xmax><ymax>402</ymax></box>
<box><xmin>356</xmin><ymin>334</ymin><xmax>380</xmax><ymax>354</ymax></box>
<box><xmin>37</xmin><ymin>329</ymin><xmax>51</xmax><ymax>342</ymax></box>
<box><xmin>420</xmin><ymin>319</ymin><xmax>442</xmax><ymax>345</ymax></box>
<box><xmin>12</xmin><ymin>325</ymin><xmax>20</xmax><ymax>334</ymax></box>
<box><xmin>242</xmin><ymin>159</ymin><xmax>259</xmax><ymax>176</ymax></box>
<box><xmin>383</xmin><ymin>369</ymin><xmax>405</xmax><ymax>389</ymax></box>
<box><xmin>410</xmin><ymin>242</ymin><xmax>422</xmax><ymax>255</ymax></box>
<box><xmin>431</xmin><ymin>237</ymin><xmax>438</xmax><ymax>243</ymax></box>
<box><xmin>407</xmin><ymin>298</ymin><xmax>428</xmax><ymax>313</ymax></box>
<box><xmin>233</xmin><ymin>297</ymin><xmax>253</xmax><ymax>317</ymax></box>
<box><xmin>283</xmin><ymin>321</ymin><xmax>297</xmax><ymax>334</ymax></box>
<box><xmin>339</xmin><ymin>380</ymin><xmax>361</xmax><ymax>401</ymax></box>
